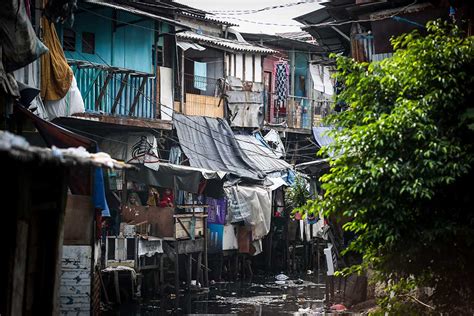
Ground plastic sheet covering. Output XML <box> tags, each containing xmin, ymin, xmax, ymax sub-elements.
<box><xmin>174</xmin><ymin>113</ymin><xmax>264</xmax><ymax>181</ymax></box>
<box><xmin>44</xmin><ymin>75</ymin><xmax>85</xmax><ymax>120</ymax></box>
<box><xmin>262</xmin><ymin>129</ymin><xmax>286</xmax><ymax>158</ymax></box>
<box><xmin>13</xmin><ymin>60</ymin><xmax>48</xmax><ymax>119</ymax></box>
<box><xmin>234</xmin><ymin>133</ymin><xmax>290</xmax><ymax>174</ymax></box>
<box><xmin>225</xmin><ymin>185</ymin><xmax>271</xmax><ymax>241</ymax></box>
<box><xmin>0</xmin><ymin>0</ymin><xmax>48</xmax><ymax>72</ymax></box>
<box><xmin>127</xmin><ymin>163</ymin><xmax>226</xmax><ymax>198</ymax></box>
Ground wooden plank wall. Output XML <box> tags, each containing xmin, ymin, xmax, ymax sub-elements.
<box><xmin>60</xmin><ymin>246</ymin><xmax>92</xmax><ymax>316</ymax></box>
<box><xmin>184</xmin><ymin>93</ymin><xmax>223</xmax><ymax>118</ymax></box>
<box><xmin>175</xmin><ymin>217</ymin><xmax>204</xmax><ymax>240</ymax></box>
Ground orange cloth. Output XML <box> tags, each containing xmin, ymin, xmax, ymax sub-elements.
<box><xmin>40</xmin><ymin>17</ymin><xmax>72</xmax><ymax>101</ymax></box>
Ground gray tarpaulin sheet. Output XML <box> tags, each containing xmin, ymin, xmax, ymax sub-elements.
<box><xmin>173</xmin><ymin>113</ymin><xmax>264</xmax><ymax>181</ymax></box>
<box><xmin>225</xmin><ymin>185</ymin><xmax>272</xmax><ymax>241</ymax></box>
<box><xmin>234</xmin><ymin>134</ymin><xmax>291</xmax><ymax>174</ymax></box>
<box><xmin>127</xmin><ymin>162</ymin><xmax>226</xmax><ymax>198</ymax></box>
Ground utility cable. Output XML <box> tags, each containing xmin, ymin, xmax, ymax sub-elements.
<box><xmin>70</xmin><ymin>47</ymin><xmax>316</xmax><ymax>161</ymax></box>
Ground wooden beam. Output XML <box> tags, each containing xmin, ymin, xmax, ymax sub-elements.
<box><xmin>95</xmin><ymin>71</ymin><xmax>113</xmax><ymax>111</ymax></box>
<box><xmin>176</xmin><ymin>217</ymin><xmax>191</xmax><ymax>239</ymax></box>
<box><xmin>71</xmin><ymin>112</ymin><xmax>173</xmax><ymax>130</ymax></box>
<box><xmin>111</xmin><ymin>73</ymin><xmax>129</xmax><ymax>114</ymax></box>
<box><xmin>129</xmin><ymin>76</ymin><xmax>148</xmax><ymax>116</ymax></box>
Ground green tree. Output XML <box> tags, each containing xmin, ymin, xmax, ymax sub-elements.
<box><xmin>316</xmin><ymin>21</ymin><xmax>474</xmax><ymax>313</ymax></box>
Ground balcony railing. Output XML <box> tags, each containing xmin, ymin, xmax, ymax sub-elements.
<box><xmin>266</xmin><ymin>94</ymin><xmax>333</xmax><ymax>130</ymax></box>
<box><xmin>69</xmin><ymin>60</ymin><xmax>157</xmax><ymax>119</ymax></box>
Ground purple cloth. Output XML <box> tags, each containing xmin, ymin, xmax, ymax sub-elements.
<box><xmin>207</xmin><ymin>197</ymin><xmax>227</xmax><ymax>224</ymax></box>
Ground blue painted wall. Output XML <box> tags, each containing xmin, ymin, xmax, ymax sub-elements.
<box><xmin>64</xmin><ymin>8</ymin><xmax>113</xmax><ymax>65</ymax></box>
<box><xmin>112</xmin><ymin>12</ymin><xmax>154</xmax><ymax>73</ymax></box>
<box><xmin>64</xmin><ymin>8</ymin><xmax>155</xmax><ymax>74</ymax></box>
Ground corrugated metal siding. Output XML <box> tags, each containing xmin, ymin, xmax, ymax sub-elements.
<box><xmin>60</xmin><ymin>245</ymin><xmax>92</xmax><ymax>316</ymax></box>
<box><xmin>72</xmin><ymin>64</ymin><xmax>156</xmax><ymax>119</ymax></box>
<box><xmin>234</xmin><ymin>134</ymin><xmax>291</xmax><ymax>174</ymax></box>
<box><xmin>371</xmin><ymin>52</ymin><xmax>394</xmax><ymax>62</ymax></box>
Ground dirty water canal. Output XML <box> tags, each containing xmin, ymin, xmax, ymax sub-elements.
<box><xmin>107</xmin><ymin>273</ymin><xmax>353</xmax><ymax>315</ymax></box>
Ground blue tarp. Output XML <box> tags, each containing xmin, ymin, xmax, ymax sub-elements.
<box><xmin>94</xmin><ymin>167</ymin><xmax>110</xmax><ymax>217</ymax></box>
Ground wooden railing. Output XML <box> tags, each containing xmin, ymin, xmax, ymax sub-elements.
<box><xmin>69</xmin><ymin>60</ymin><xmax>157</xmax><ymax>119</ymax></box>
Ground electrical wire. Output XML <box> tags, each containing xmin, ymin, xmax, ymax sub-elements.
<box><xmin>70</xmin><ymin>45</ymin><xmax>317</xmax><ymax>162</ymax></box>
<box><xmin>209</xmin><ymin>0</ymin><xmax>321</xmax><ymax>16</ymax></box>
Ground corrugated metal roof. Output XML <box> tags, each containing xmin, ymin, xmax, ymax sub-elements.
<box><xmin>234</xmin><ymin>134</ymin><xmax>291</xmax><ymax>174</ymax></box>
<box><xmin>179</xmin><ymin>11</ymin><xmax>238</xmax><ymax>26</ymax></box>
<box><xmin>83</xmin><ymin>0</ymin><xmax>191</xmax><ymax>29</ymax></box>
<box><xmin>176</xmin><ymin>41</ymin><xmax>206</xmax><ymax>51</ymax></box>
<box><xmin>176</xmin><ymin>31</ymin><xmax>275</xmax><ymax>54</ymax></box>
<box><xmin>0</xmin><ymin>131</ymin><xmax>132</xmax><ymax>169</ymax></box>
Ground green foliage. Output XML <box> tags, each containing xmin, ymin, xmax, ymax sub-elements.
<box><xmin>286</xmin><ymin>174</ymin><xmax>312</xmax><ymax>218</ymax></box>
<box><xmin>314</xmin><ymin>21</ymin><xmax>474</xmax><ymax>313</ymax></box>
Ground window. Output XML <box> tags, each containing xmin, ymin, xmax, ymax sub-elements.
<box><xmin>82</xmin><ymin>32</ymin><xmax>95</xmax><ymax>54</ymax></box>
<box><xmin>63</xmin><ymin>28</ymin><xmax>76</xmax><ymax>51</ymax></box>
<box><xmin>152</xmin><ymin>44</ymin><xmax>163</xmax><ymax>68</ymax></box>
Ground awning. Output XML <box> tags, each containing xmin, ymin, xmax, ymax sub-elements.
<box><xmin>173</xmin><ymin>113</ymin><xmax>265</xmax><ymax>181</ymax></box>
<box><xmin>177</xmin><ymin>41</ymin><xmax>206</xmax><ymax>51</ymax></box>
<box><xmin>126</xmin><ymin>162</ymin><xmax>226</xmax><ymax>198</ymax></box>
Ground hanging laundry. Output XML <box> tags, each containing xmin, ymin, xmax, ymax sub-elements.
<box><xmin>275</xmin><ymin>63</ymin><xmax>289</xmax><ymax>107</ymax></box>
<box><xmin>44</xmin><ymin>75</ymin><xmax>85</xmax><ymax>119</ymax></box>
<box><xmin>41</xmin><ymin>17</ymin><xmax>73</xmax><ymax>101</ymax></box>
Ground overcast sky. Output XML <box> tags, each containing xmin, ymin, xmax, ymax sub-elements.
<box><xmin>175</xmin><ymin>0</ymin><xmax>323</xmax><ymax>35</ymax></box>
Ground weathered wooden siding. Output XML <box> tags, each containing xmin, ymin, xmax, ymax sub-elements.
<box><xmin>60</xmin><ymin>246</ymin><xmax>92</xmax><ymax>316</ymax></box>
<box><xmin>184</xmin><ymin>93</ymin><xmax>223</xmax><ymax>118</ymax></box>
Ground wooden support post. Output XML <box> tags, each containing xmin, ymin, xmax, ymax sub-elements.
<box><xmin>196</xmin><ymin>252</ymin><xmax>202</xmax><ymax>286</ymax></box>
<box><xmin>203</xmin><ymin>221</ymin><xmax>209</xmax><ymax>286</ymax></box>
<box><xmin>95</xmin><ymin>71</ymin><xmax>113</xmax><ymax>110</ymax></box>
<box><xmin>267</xmin><ymin>232</ymin><xmax>273</xmax><ymax>270</ymax></box>
<box><xmin>186</xmin><ymin>254</ymin><xmax>192</xmax><ymax>289</ymax></box>
<box><xmin>330</xmin><ymin>275</ymin><xmax>335</xmax><ymax>303</ymax></box>
<box><xmin>159</xmin><ymin>255</ymin><xmax>164</xmax><ymax>285</ymax></box>
<box><xmin>111</xmin><ymin>73</ymin><xmax>129</xmax><ymax>114</ymax></box>
<box><xmin>246</xmin><ymin>256</ymin><xmax>253</xmax><ymax>279</ymax></box>
<box><xmin>114</xmin><ymin>270</ymin><xmax>121</xmax><ymax>304</ymax></box>
<box><xmin>180</xmin><ymin>49</ymin><xmax>185</xmax><ymax>113</ymax></box>
<box><xmin>174</xmin><ymin>242</ymin><xmax>180</xmax><ymax>294</ymax></box>
<box><xmin>128</xmin><ymin>76</ymin><xmax>147</xmax><ymax>116</ymax></box>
